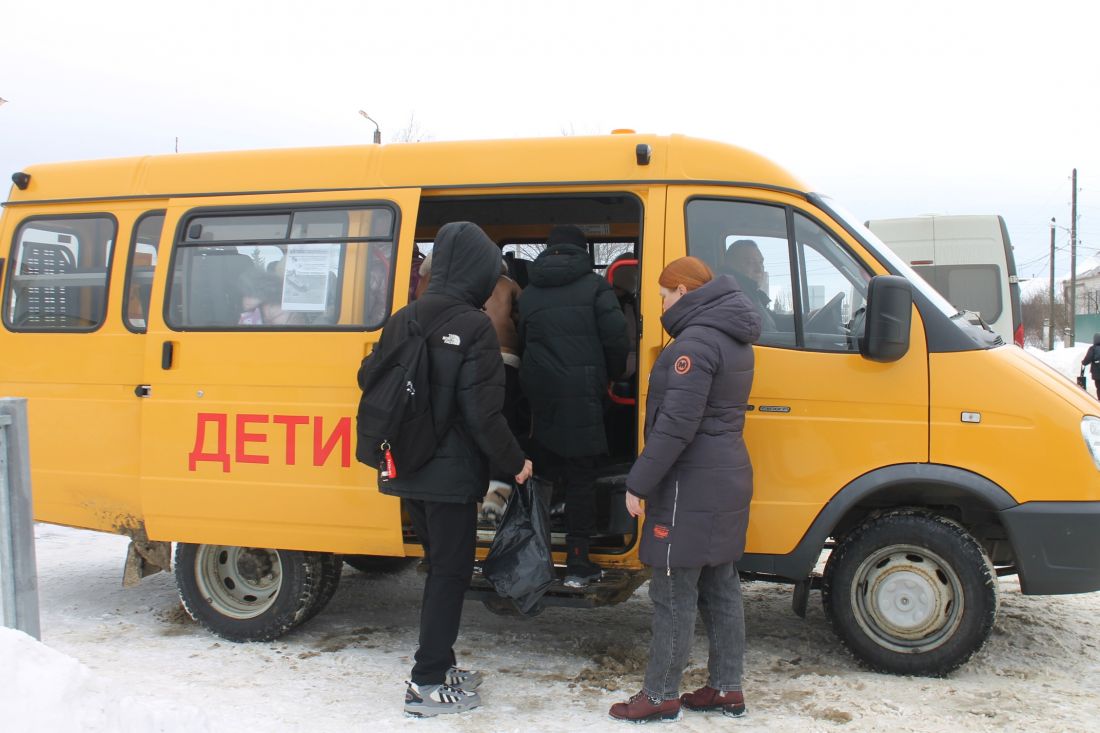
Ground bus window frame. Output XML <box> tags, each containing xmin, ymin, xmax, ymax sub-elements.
<box><xmin>161</xmin><ymin>200</ymin><xmax>401</xmax><ymax>333</ymax></box>
<box><xmin>2</xmin><ymin>212</ymin><xmax>120</xmax><ymax>334</ymax></box>
<box><xmin>122</xmin><ymin>210</ymin><xmax>167</xmax><ymax>334</ymax></box>
<box><xmin>684</xmin><ymin>195</ymin><xmax>874</xmax><ymax>354</ymax></box>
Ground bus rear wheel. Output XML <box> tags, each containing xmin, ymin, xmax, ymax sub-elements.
<box><xmin>822</xmin><ymin>510</ymin><xmax>998</xmax><ymax>676</ymax></box>
<box><xmin>299</xmin><ymin>552</ymin><xmax>342</xmax><ymax>624</ymax></box>
<box><xmin>175</xmin><ymin>543</ymin><xmax>321</xmax><ymax>642</ymax></box>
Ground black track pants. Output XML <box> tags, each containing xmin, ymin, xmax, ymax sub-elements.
<box><xmin>405</xmin><ymin>499</ymin><xmax>477</xmax><ymax>685</ymax></box>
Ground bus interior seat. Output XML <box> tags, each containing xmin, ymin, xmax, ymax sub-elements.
<box><xmin>609</xmin><ymin>258</ymin><xmax>639</xmax><ymax>380</ymax></box>
<box><xmin>186</xmin><ymin>251</ymin><xmax>252</xmax><ymax>326</ymax></box>
<box><xmin>66</xmin><ymin>266</ymin><xmax>108</xmax><ymax>326</ymax></box>
<box><xmin>605</xmin><ymin>256</ymin><xmax>639</xmax><ymax>463</ymax></box>
<box><xmin>14</xmin><ymin>243</ymin><xmax>74</xmax><ymax>326</ymax></box>
<box><xmin>503</xmin><ymin>251</ymin><xmax>530</xmax><ymax>288</ymax></box>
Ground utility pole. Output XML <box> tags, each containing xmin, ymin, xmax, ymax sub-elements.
<box><xmin>1049</xmin><ymin>218</ymin><xmax>1056</xmax><ymax>350</ymax></box>
<box><xmin>1070</xmin><ymin>169</ymin><xmax>1079</xmax><ymax>342</ymax></box>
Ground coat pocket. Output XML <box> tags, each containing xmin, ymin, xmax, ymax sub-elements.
<box><xmin>706</xmin><ymin>507</ymin><xmax>750</xmax><ymax>565</ymax></box>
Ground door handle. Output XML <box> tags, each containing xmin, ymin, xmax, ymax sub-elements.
<box><xmin>135</xmin><ymin>385</ymin><xmax>151</xmax><ymax>398</ymax></box>
<box><xmin>162</xmin><ymin>341</ymin><xmax>175</xmax><ymax>370</ymax></box>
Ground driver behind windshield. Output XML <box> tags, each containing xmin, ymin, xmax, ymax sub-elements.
<box><xmin>721</xmin><ymin>239</ymin><xmax>777</xmax><ymax>332</ymax></box>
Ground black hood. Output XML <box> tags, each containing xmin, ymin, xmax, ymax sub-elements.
<box><xmin>425</xmin><ymin>222</ymin><xmax>501</xmax><ymax>306</ymax></box>
<box><xmin>527</xmin><ymin>244</ymin><xmax>593</xmax><ymax>288</ymax></box>
<box><xmin>661</xmin><ymin>274</ymin><xmax>762</xmax><ymax>344</ymax></box>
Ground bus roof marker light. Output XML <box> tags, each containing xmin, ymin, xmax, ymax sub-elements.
<box><xmin>11</xmin><ymin>172</ymin><xmax>30</xmax><ymax>190</ymax></box>
<box><xmin>636</xmin><ymin>144</ymin><xmax>651</xmax><ymax>166</ymax></box>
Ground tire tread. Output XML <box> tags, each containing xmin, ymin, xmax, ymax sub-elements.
<box><xmin>822</xmin><ymin>509</ymin><xmax>997</xmax><ymax>676</ymax></box>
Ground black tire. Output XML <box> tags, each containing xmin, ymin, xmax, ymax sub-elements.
<box><xmin>175</xmin><ymin>543</ymin><xmax>321</xmax><ymax>642</ymax></box>
<box><xmin>299</xmin><ymin>552</ymin><xmax>342</xmax><ymax>624</ymax></box>
<box><xmin>342</xmin><ymin>554</ymin><xmax>415</xmax><ymax>574</ymax></box>
<box><xmin>822</xmin><ymin>510</ymin><xmax>998</xmax><ymax>676</ymax></box>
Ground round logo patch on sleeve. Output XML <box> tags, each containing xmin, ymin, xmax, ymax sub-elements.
<box><xmin>674</xmin><ymin>355</ymin><xmax>692</xmax><ymax>375</ymax></box>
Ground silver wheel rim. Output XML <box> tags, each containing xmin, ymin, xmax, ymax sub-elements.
<box><xmin>849</xmin><ymin>544</ymin><xmax>963</xmax><ymax>653</ymax></box>
<box><xmin>194</xmin><ymin>545</ymin><xmax>283</xmax><ymax>620</ymax></box>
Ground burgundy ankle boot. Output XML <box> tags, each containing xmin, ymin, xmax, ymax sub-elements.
<box><xmin>609</xmin><ymin>690</ymin><xmax>681</xmax><ymax>723</ymax></box>
<box><xmin>679</xmin><ymin>685</ymin><xmax>746</xmax><ymax>717</ymax></box>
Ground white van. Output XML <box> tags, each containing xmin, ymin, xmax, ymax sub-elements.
<box><xmin>867</xmin><ymin>215</ymin><xmax>1023</xmax><ymax>346</ymax></box>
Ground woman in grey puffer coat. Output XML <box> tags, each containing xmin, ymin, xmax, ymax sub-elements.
<box><xmin>610</xmin><ymin>256</ymin><xmax>761</xmax><ymax>723</ymax></box>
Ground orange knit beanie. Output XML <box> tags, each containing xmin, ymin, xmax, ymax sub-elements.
<box><xmin>658</xmin><ymin>256</ymin><xmax>714</xmax><ymax>292</ymax></box>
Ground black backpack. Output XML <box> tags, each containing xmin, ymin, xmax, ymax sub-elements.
<box><xmin>354</xmin><ymin>302</ymin><xmax>464</xmax><ymax>478</ymax></box>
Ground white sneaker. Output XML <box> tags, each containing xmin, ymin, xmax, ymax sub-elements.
<box><xmin>404</xmin><ymin>680</ymin><xmax>481</xmax><ymax>717</ymax></box>
<box><xmin>564</xmin><ymin>565</ymin><xmax>603</xmax><ymax>589</ymax></box>
<box><xmin>478</xmin><ymin>481</ymin><xmax>512</xmax><ymax>524</ymax></box>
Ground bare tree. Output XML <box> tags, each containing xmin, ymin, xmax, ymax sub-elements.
<box><xmin>1022</xmin><ymin>289</ymin><xmax>1070</xmax><ymax>348</ymax></box>
<box><xmin>592</xmin><ymin>241</ymin><xmax>635</xmax><ymax>266</ymax></box>
<box><xmin>391</xmin><ymin>113</ymin><xmax>432</xmax><ymax>143</ymax></box>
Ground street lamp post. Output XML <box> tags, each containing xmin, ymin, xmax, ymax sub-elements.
<box><xmin>358</xmin><ymin>110</ymin><xmax>381</xmax><ymax>144</ymax></box>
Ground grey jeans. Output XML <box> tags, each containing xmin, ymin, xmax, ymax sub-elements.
<box><xmin>643</xmin><ymin>562</ymin><xmax>745</xmax><ymax>700</ymax></box>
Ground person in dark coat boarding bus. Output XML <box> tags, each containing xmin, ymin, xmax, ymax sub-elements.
<box><xmin>609</xmin><ymin>256</ymin><xmax>761</xmax><ymax>723</ymax></box>
<box><xmin>374</xmin><ymin>221</ymin><xmax>532</xmax><ymax>718</ymax></box>
<box><xmin>518</xmin><ymin>224</ymin><xmax>629</xmax><ymax>587</ymax></box>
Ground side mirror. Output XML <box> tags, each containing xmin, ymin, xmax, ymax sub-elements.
<box><xmin>861</xmin><ymin>275</ymin><xmax>912</xmax><ymax>363</ymax></box>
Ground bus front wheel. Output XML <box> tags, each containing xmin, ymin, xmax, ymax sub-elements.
<box><xmin>822</xmin><ymin>510</ymin><xmax>998</xmax><ymax>677</ymax></box>
<box><xmin>175</xmin><ymin>543</ymin><xmax>322</xmax><ymax>642</ymax></box>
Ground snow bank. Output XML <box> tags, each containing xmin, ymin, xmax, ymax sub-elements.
<box><xmin>1026</xmin><ymin>341</ymin><xmax>1088</xmax><ymax>377</ymax></box>
<box><xmin>1026</xmin><ymin>341</ymin><xmax>1096</xmax><ymax>392</ymax></box>
<box><xmin>0</xmin><ymin>627</ymin><xmax>210</xmax><ymax>733</ymax></box>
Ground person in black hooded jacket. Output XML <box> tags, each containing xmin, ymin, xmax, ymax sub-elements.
<box><xmin>372</xmin><ymin>221</ymin><xmax>532</xmax><ymax>716</ymax></box>
<box><xmin>610</xmin><ymin>256</ymin><xmax>761</xmax><ymax>723</ymax></box>
<box><xmin>518</xmin><ymin>224</ymin><xmax>629</xmax><ymax>586</ymax></box>
<box><xmin>1082</xmin><ymin>333</ymin><xmax>1100</xmax><ymax>399</ymax></box>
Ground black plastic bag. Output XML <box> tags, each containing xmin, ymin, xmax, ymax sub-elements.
<box><xmin>1079</xmin><ymin>367</ymin><xmax>1088</xmax><ymax>390</ymax></box>
<box><xmin>482</xmin><ymin>477</ymin><xmax>555</xmax><ymax>614</ymax></box>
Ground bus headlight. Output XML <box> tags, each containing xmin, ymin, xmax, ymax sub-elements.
<box><xmin>1082</xmin><ymin>417</ymin><xmax>1100</xmax><ymax>470</ymax></box>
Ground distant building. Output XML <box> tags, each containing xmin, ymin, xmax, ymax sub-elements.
<box><xmin>1066</xmin><ymin>265</ymin><xmax>1100</xmax><ymax>314</ymax></box>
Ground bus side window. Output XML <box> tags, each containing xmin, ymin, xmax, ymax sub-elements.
<box><xmin>123</xmin><ymin>212</ymin><xmax>166</xmax><ymax>332</ymax></box>
<box><xmin>165</xmin><ymin>205</ymin><xmax>395</xmax><ymax>330</ymax></box>
<box><xmin>3</xmin><ymin>215</ymin><xmax>117</xmax><ymax>331</ymax></box>
<box><xmin>685</xmin><ymin>200</ymin><xmax>870</xmax><ymax>351</ymax></box>
<box><xmin>685</xmin><ymin>199</ymin><xmax>797</xmax><ymax>348</ymax></box>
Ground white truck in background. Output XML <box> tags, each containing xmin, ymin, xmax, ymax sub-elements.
<box><xmin>866</xmin><ymin>215</ymin><xmax>1023</xmax><ymax>346</ymax></box>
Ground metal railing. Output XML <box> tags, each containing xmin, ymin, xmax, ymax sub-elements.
<box><xmin>0</xmin><ymin>397</ymin><xmax>40</xmax><ymax>639</ymax></box>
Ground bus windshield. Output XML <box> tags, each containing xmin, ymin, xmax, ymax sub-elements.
<box><xmin>811</xmin><ymin>194</ymin><xmax>959</xmax><ymax>319</ymax></box>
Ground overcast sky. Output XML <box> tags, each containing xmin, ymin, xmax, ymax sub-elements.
<box><xmin>2</xmin><ymin>0</ymin><xmax>1096</xmax><ymax>287</ymax></box>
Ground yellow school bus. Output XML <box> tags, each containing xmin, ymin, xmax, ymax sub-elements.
<box><xmin>3</xmin><ymin>133</ymin><xmax>1099</xmax><ymax>676</ymax></box>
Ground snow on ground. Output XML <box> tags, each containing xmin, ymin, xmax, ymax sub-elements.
<box><xmin>4</xmin><ymin>523</ymin><xmax>1100</xmax><ymax>732</ymax></box>
<box><xmin>1027</xmin><ymin>341</ymin><xmax>1093</xmax><ymax>391</ymax></box>
<box><xmin>0</xmin><ymin>626</ymin><xmax>210</xmax><ymax>733</ymax></box>
<box><xmin>5</xmin><ymin>344</ymin><xmax>1100</xmax><ymax>732</ymax></box>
